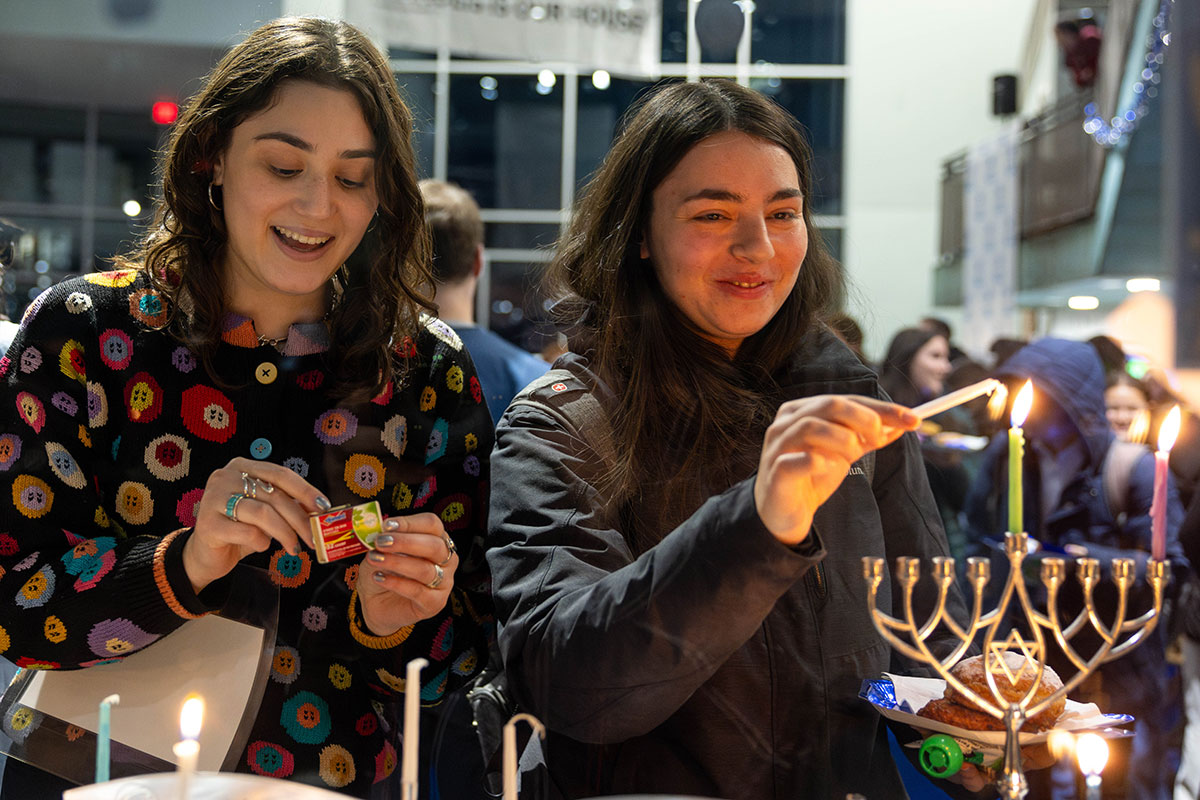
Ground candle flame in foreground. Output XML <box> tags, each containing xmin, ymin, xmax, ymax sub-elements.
<box><xmin>1011</xmin><ymin>381</ymin><xmax>1033</xmax><ymax>428</ymax></box>
<box><xmin>1047</xmin><ymin>729</ymin><xmax>1075</xmax><ymax>761</ymax></box>
<box><xmin>1158</xmin><ymin>405</ymin><xmax>1182</xmax><ymax>453</ymax></box>
<box><xmin>180</xmin><ymin>695</ymin><xmax>204</xmax><ymax>741</ymax></box>
<box><xmin>1076</xmin><ymin>733</ymin><xmax>1109</xmax><ymax>776</ymax></box>
<box><xmin>987</xmin><ymin>383</ymin><xmax>1009</xmax><ymax>421</ymax></box>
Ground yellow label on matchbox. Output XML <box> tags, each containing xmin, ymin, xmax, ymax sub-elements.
<box><xmin>310</xmin><ymin>501</ymin><xmax>384</xmax><ymax>563</ymax></box>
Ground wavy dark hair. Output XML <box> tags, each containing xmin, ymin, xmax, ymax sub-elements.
<box><xmin>116</xmin><ymin>16</ymin><xmax>432</xmax><ymax>402</ymax></box>
<box><xmin>545</xmin><ymin>79</ymin><xmax>844</xmax><ymax>548</ymax></box>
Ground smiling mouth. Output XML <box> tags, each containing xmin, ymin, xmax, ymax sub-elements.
<box><xmin>273</xmin><ymin>226</ymin><xmax>331</xmax><ymax>252</ymax></box>
<box><xmin>728</xmin><ymin>280</ymin><xmax>765</xmax><ymax>289</ymax></box>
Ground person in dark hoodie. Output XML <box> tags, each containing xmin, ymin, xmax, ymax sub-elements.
<box><xmin>486</xmin><ymin>80</ymin><xmax>974</xmax><ymax>799</ymax></box>
<box><xmin>964</xmin><ymin>337</ymin><xmax>1188</xmax><ymax>800</ymax></box>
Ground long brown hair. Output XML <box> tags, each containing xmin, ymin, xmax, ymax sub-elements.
<box><xmin>117</xmin><ymin>16</ymin><xmax>432</xmax><ymax>402</ymax></box>
<box><xmin>546</xmin><ymin>79</ymin><xmax>844</xmax><ymax>548</ymax></box>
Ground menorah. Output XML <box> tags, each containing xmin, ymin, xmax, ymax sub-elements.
<box><xmin>863</xmin><ymin>531</ymin><xmax>1170</xmax><ymax>800</ymax></box>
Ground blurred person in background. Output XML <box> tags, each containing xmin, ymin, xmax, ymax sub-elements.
<box><xmin>1104</xmin><ymin>370</ymin><xmax>1152</xmax><ymax>443</ymax></box>
<box><xmin>880</xmin><ymin>326</ymin><xmax>975</xmax><ymax>564</ymax></box>
<box><xmin>422</xmin><ymin>179</ymin><xmax>548</xmax><ymax>426</ymax></box>
<box><xmin>918</xmin><ymin>316</ymin><xmax>966</xmax><ymax>365</ymax></box>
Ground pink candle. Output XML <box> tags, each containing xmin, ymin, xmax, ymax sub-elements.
<box><xmin>1151</xmin><ymin>406</ymin><xmax>1181</xmax><ymax>561</ymax></box>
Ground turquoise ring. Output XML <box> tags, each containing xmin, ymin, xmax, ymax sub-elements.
<box><xmin>225</xmin><ymin>492</ymin><xmax>247</xmax><ymax>523</ymax></box>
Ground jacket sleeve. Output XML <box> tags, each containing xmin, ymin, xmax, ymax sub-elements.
<box><xmin>486</xmin><ymin>404</ymin><xmax>820</xmax><ymax>744</ymax></box>
<box><xmin>344</xmin><ymin>327</ymin><xmax>494</xmax><ymax>702</ymax></box>
<box><xmin>873</xmin><ymin>428</ymin><xmax>973</xmax><ymax>670</ymax></box>
<box><xmin>0</xmin><ymin>282</ymin><xmax>211</xmax><ymax>671</ymax></box>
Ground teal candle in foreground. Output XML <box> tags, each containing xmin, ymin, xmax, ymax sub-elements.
<box><xmin>1008</xmin><ymin>425</ymin><xmax>1024</xmax><ymax>533</ymax></box>
<box><xmin>95</xmin><ymin>694</ymin><xmax>119</xmax><ymax>783</ymax></box>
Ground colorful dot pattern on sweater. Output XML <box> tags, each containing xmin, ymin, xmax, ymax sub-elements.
<box><xmin>0</xmin><ymin>271</ymin><xmax>494</xmax><ymax>797</ymax></box>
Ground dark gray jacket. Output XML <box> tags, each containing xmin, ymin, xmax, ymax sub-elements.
<box><xmin>486</xmin><ymin>331</ymin><xmax>966</xmax><ymax>799</ymax></box>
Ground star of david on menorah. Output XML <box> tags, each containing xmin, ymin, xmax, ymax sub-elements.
<box><xmin>862</xmin><ymin>531</ymin><xmax>1171</xmax><ymax>800</ymax></box>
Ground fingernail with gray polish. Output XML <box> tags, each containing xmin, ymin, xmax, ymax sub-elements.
<box><xmin>373</xmin><ymin>571</ymin><xmax>386</xmax><ymax>583</ymax></box>
<box><xmin>376</xmin><ymin>534</ymin><xmax>395</xmax><ymax>548</ymax></box>
<box><xmin>368</xmin><ymin>551</ymin><xmax>385</xmax><ymax>563</ymax></box>
<box><xmin>384</xmin><ymin>518</ymin><xmax>400</xmax><ymax>531</ymax></box>
<box><xmin>315</xmin><ymin>495</ymin><xmax>332</xmax><ymax>511</ymax></box>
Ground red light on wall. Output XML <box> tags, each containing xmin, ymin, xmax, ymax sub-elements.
<box><xmin>151</xmin><ymin>101</ymin><xmax>178</xmax><ymax>125</ymax></box>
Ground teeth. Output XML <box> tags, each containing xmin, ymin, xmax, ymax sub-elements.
<box><xmin>274</xmin><ymin>226</ymin><xmax>330</xmax><ymax>246</ymax></box>
<box><xmin>731</xmin><ymin>281</ymin><xmax>762</xmax><ymax>288</ymax></box>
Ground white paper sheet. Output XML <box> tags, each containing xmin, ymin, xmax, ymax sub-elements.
<box><xmin>22</xmin><ymin>615</ymin><xmax>264</xmax><ymax>770</ymax></box>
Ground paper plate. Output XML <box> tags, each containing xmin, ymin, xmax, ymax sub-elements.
<box><xmin>63</xmin><ymin>771</ymin><xmax>347</xmax><ymax>800</ymax></box>
<box><xmin>860</xmin><ymin>674</ymin><xmax>1135</xmax><ymax>751</ymax></box>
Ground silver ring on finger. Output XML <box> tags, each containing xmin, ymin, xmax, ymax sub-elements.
<box><xmin>437</xmin><ymin>535</ymin><xmax>457</xmax><ymax>567</ymax></box>
<box><xmin>225</xmin><ymin>493</ymin><xmax>247</xmax><ymax>523</ymax></box>
<box><xmin>426</xmin><ymin>563</ymin><xmax>444</xmax><ymax>590</ymax></box>
<box><xmin>241</xmin><ymin>471</ymin><xmax>257</xmax><ymax>499</ymax></box>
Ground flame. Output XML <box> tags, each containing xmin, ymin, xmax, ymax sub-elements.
<box><xmin>1125</xmin><ymin>409</ymin><xmax>1151</xmax><ymax>445</ymax></box>
<box><xmin>987</xmin><ymin>382</ymin><xmax>1009</xmax><ymax>421</ymax></box>
<box><xmin>1158</xmin><ymin>405</ymin><xmax>1182</xmax><ymax>453</ymax></box>
<box><xmin>180</xmin><ymin>695</ymin><xmax>204</xmax><ymax>741</ymax></box>
<box><xmin>1047</xmin><ymin>729</ymin><xmax>1075</xmax><ymax>761</ymax></box>
<box><xmin>1011</xmin><ymin>381</ymin><xmax>1033</xmax><ymax>428</ymax></box>
<box><xmin>1075</xmin><ymin>733</ymin><xmax>1109</xmax><ymax>776</ymax></box>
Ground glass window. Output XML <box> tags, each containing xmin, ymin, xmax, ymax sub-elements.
<box><xmin>0</xmin><ymin>215</ymin><xmax>82</xmax><ymax>319</ymax></box>
<box><xmin>0</xmin><ymin>105</ymin><xmax>87</xmax><ymax>205</ymax></box>
<box><xmin>484</xmin><ymin>223</ymin><xmax>560</xmax><ymax>251</ymax></box>
<box><xmin>660</xmin><ymin>0</ymin><xmax>846</xmax><ymax>65</ymax></box>
<box><xmin>96</xmin><ymin>111</ymin><xmax>164</xmax><ymax>211</ymax></box>
<box><xmin>575</xmin><ymin>76</ymin><xmax>656</xmax><ymax>192</ymax></box>
<box><xmin>485</xmin><ymin>259</ymin><xmax>554</xmax><ymax>354</ymax></box>
<box><xmin>397</xmin><ymin>74</ymin><xmax>436</xmax><ymax>180</ymax></box>
<box><xmin>757</xmin><ymin>78</ymin><xmax>844</xmax><ymax>215</ymax></box>
<box><xmin>447</xmin><ymin>74</ymin><xmax>563</xmax><ymax>210</ymax></box>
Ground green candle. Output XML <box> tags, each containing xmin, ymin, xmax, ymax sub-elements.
<box><xmin>1008</xmin><ymin>381</ymin><xmax>1033</xmax><ymax>534</ymax></box>
<box><xmin>1008</xmin><ymin>425</ymin><xmax>1024</xmax><ymax>534</ymax></box>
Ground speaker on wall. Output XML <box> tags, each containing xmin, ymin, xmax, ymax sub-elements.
<box><xmin>993</xmin><ymin>74</ymin><xmax>1018</xmax><ymax>117</ymax></box>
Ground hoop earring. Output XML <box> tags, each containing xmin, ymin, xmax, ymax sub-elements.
<box><xmin>208</xmin><ymin>183</ymin><xmax>222</xmax><ymax>212</ymax></box>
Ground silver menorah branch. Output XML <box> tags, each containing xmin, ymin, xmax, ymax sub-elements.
<box><xmin>863</xmin><ymin>531</ymin><xmax>1170</xmax><ymax>800</ymax></box>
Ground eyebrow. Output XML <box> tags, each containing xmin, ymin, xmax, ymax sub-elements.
<box><xmin>681</xmin><ymin>188</ymin><xmax>802</xmax><ymax>203</ymax></box>
<box><xmin>253</xmin><ymin>132</ymin><xmax>376</xmax><ymax>160</ymax></box>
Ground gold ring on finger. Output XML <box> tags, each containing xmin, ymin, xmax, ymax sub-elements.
<box><xmin>427</xmin><ymin>563</ymin><xmax>444</xmax><ymax>590</ymax></box>
<box><xmin>437</xmin><ymin>535</ymin><xmax>457</xmax><ymax>567</ymax></box>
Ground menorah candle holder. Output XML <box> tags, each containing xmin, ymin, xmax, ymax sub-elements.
<box><xmin>863</xmin><ymin>531</ymin><xmax>1170</xmax><ymax>800</ymax></box>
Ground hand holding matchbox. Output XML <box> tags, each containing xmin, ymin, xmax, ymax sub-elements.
<box><xmin>310</xmin><ymin>501</ymin><xmax>385</xmax><ymax>563</ymax></box>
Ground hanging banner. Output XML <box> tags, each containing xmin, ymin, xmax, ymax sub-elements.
<box><xmin>962</xmin><ymin>120</ymin><xmax>1021</xmax><ymax>360</ymax></box>
<box><xmin>345</xmin><ymin>0</ymin><xmax>662</xmax><ymax>77</ymax></box>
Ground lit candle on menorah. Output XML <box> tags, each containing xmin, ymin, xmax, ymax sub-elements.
<box><xmin>862</xmin><ymin>380</ymin><xmax>1171</xmax><ymax>800</ymax></box>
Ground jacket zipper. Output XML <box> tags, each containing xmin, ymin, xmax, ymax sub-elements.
<box><xmin>806</xmin><ymin>561</ymin><xmax>828</xmax><ymax>606</ymax></box>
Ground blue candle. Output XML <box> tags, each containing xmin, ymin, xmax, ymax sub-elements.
<box><xmin>95</xmin><ymin>694</ymin><xmax>119</xmax><ymax>783</ymax></box>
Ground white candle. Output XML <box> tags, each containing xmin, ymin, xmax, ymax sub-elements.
<box><xmin>173</xmin><ymin>695</ymin><xmax>203</xmax><ymax>800</ymax></box>
<box><xmin>401</xmin><ymin>657</ymin><xmax>427</xmax><ymax>800</ymax></box>
<box><xmin>1076</xmin><ymin>733</ymin><xmax>1108</xmax><ymax>800</ymax></box>
<box><xmin>912</xmin><ymin>378</ymin><xmax>1003</xmax><ymax>420</ymax></box>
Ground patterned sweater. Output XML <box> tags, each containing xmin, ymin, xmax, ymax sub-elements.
<box><xmin>0</xmin><ymin>270</ymin><xmax>493</xmax><ymax>797</ymax></box>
